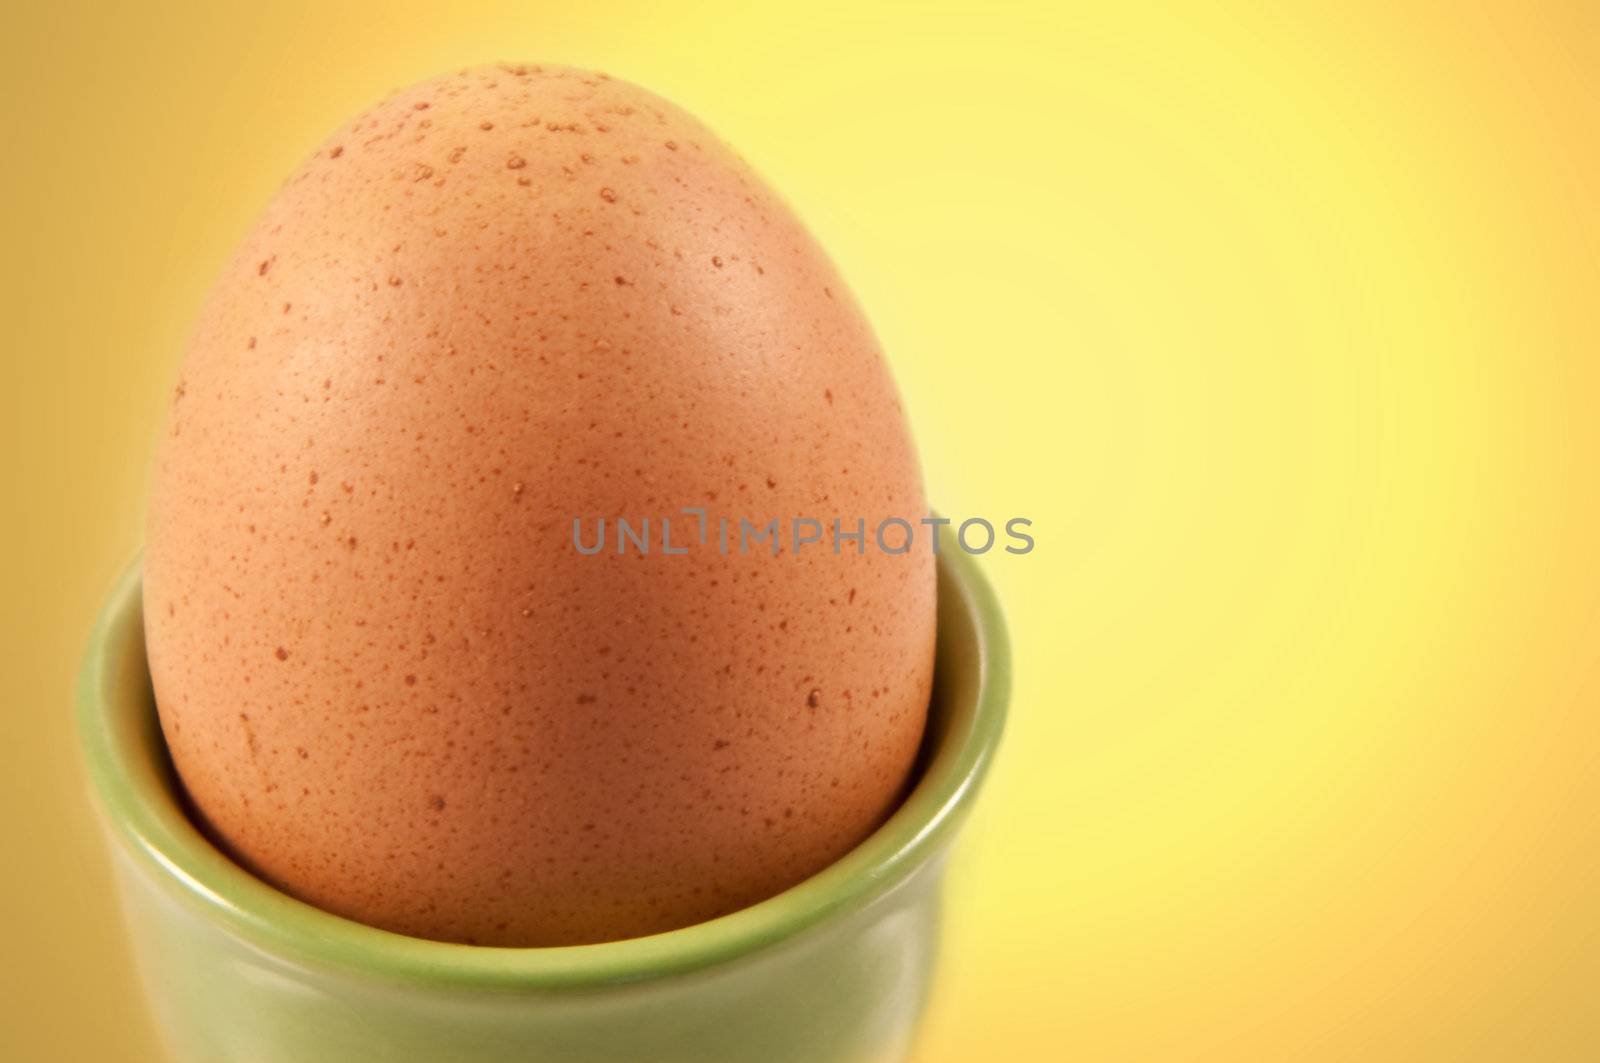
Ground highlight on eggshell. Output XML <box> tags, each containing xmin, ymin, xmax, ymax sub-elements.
<box><xmin>143</xmin><ymin>64</ymin><xmax>937</xmax><ymax>946</ymax></box>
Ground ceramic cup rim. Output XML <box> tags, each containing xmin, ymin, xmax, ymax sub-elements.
<box><xmin>78</xmin><ymin>545</ymin><xmax>1008</xmax><ymax>991</ymax></box>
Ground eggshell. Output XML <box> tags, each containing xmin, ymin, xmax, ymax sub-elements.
<box><xmin>144</xmin><ymin>64</ymin><xmax>934</xmax><ymax>946</ymax></box>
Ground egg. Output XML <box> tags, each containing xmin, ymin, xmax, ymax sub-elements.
<box><xmin>144</xmin><ymin>65</ymin><xmax>934</xmax><ymax>946</ymax></box>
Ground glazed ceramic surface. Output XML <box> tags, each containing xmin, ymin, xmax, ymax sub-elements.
<box><xmin>78</xmin><ymin>544</ymin><xmax>1008</xmax><ymax>1063</ymax></box>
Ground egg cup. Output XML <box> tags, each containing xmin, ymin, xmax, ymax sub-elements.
<box><xmin>78</xmin><ymin>543</ymin><xmax>1008</xmax><ymax>1063</ymax></box>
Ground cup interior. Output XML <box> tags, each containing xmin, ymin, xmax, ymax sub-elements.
<box><xmin>78</xmin><ymin>543</ymin><xmax>1008</xmax><ymax>988</ymax></box>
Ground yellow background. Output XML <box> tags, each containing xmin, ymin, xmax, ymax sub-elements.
<box><xmin>5</xmin><ymin>2</ymin><xmax>1598</xmax><ymax>1059</ymax></box>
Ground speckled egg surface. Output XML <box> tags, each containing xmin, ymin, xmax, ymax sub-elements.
<box><xmin>143</xmin><ymin>64</ymin><xmax>935</xmax><ymax>946</ymax></box>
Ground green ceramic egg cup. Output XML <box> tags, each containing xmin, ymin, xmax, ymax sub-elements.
<box><xmin>78</xmin><ymin>544</ymin><xmax>1008</xmax><ymax>1063</ymax></box>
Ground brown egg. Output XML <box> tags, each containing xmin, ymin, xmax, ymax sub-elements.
<box><xmin>143</xmin><ymin>64</ymin><xmax>934</xmax><ymax>946</ymax></box>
